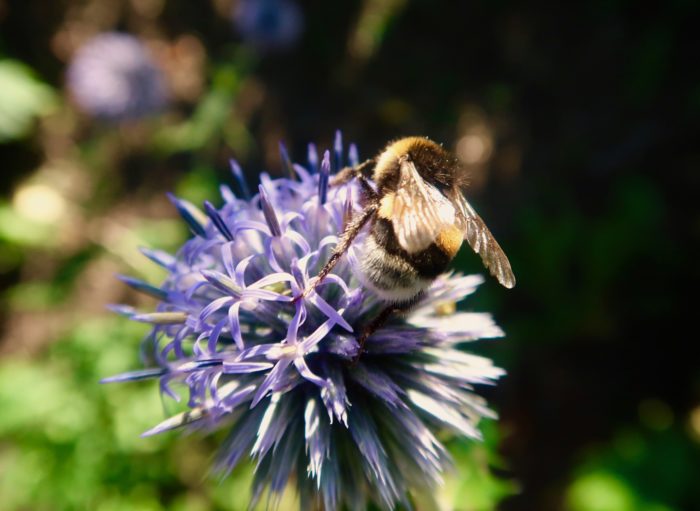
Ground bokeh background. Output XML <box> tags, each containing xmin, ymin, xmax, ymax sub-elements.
<box><xmin>1</xmin><ymin>1</ymin><xmax>698</xmax><ymax>510</ymax></box>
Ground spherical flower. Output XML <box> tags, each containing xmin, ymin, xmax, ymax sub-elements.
<box><xmin>67</xmin><ymin>32</ymin><xmax>167</xmax><ymax>121</ymax></box>
<box><xmin>106</xmin><ymin>134</ymin><xmax>506</xmax><ymax>510</ymax></box>
<box><xmin>233</xmin><ymin>0</ymin><xmax>304</xmax><ymax>52</ymax></box>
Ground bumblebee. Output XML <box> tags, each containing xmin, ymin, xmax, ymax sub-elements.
<box><xmin>307</xmin><ymin>136</ymin><xmax>515</xmax><ymax>353</ymax></box>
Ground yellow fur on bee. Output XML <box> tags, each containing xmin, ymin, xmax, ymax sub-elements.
<box><xmin>378</xmin><ymin>193</ymin><xmax>395</xmax><ymax>219</ymax></box>
<box><xmin>373</xmin><ymin>137</ymin><xmax>437</xmax><ymax>182</ymax></box>
<box><xmin>436</xmin><ymin>225</ymin><xmax>463</xmax><ymax>257</ymax></box>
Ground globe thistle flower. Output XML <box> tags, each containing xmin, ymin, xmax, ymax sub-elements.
<box><xmin>233</xmin><ymin>0</ymin><xmax>304</xmax><ymax>52</ymax></box>
<box><xmin>67</xmin><ymin>32</ymin><xmax>167</xmax><ymax>121</ymax></box>
<box><xmin>106</xmin><ymin>134</ymin><xmax>506</xmax><ymax>510</ymax></box>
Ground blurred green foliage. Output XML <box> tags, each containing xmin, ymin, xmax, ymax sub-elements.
<box><xmin>0</xmin><ymin>59</ymin><xmax>57</xmax><ymax>142</ymax></box>
<box><xmin>0</xmin><ymin>315</ymin><xmax>257</xmax><ymax>511</ymax></box>
<box><xmin>566</xmin><ymin>424</ymin><xmax>700</xmax><ymax>511</ymax></box>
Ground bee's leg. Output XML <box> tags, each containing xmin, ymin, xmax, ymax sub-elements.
<box><xmin>330</xmin><ymin>159</ymin><xmax>374</xmax><ymax>187</ymax></box>
<box><xmin>357</xmin><ymin>175</ymin><xmax>378</xmax><ymax>202</ymax></box>
<box><xmin>329</xmin><ymin>166</ymin><xmax>356</xmax><ymax>187</ymax></box>
<box><xmin>353</xmin><ymin>292</ymin><xmax>425</xmax><ymax>362</ymax></box>
<box><xmin>299</xmin><ymin>203</ymin><xmax>378</xmax><ymax>299</ymax></box>
<box><xmin>353</xmin><ymin>306</ymin><xmax>397</xmax><ymax>361</ymax></box>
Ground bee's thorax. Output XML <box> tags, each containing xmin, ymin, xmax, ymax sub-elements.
<box><xmin>373</xmin><ymin>136</ymin><xmax>458</xmax><ymax>191</ymax></box>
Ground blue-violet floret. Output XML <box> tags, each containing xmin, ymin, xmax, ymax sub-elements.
<box><xmin>106</xmin><ymin>134</ymin><xmax>505</xmax><ymax>510</ymax></box>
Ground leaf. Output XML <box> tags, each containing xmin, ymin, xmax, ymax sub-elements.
<box><xmin>0</xmin><ymin>60</ymin><xmax>57</xmax><ymax>142</ymax></box>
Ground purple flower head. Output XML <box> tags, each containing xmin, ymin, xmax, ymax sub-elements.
<box><xmin>233</xmin><ymin>0</ymin><xmax>304</xmax><ymax>52</ymax></box>
<box><xmin>106</xmin><ymin>135</ymin><xmax>505</xmax><ymax>510</ymax></box>
<box><xmin>67</xmin><ymin>32</ymin><xmax>167</xmax><ymax>121</ymax></box>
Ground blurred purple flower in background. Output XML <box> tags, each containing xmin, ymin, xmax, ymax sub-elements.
<box><xmin>233</xmin><ymin>0</ymin><xmax>303</xmax><ymax>52</ymax></box>
<box><xmin>106</xmin><ymin>135</ymin><xmax>505</xmax><ymax>510</ymax></box>
<box><xmin>67</xmin><ymin>32</ymin><xmax>167</xmax><ymax>121</ymax></box>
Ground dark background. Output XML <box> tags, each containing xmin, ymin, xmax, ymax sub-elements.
<box><xmin>1</xmin><ymin>1</ymin><xmax>698</xmax><ymax>510</ymax></box>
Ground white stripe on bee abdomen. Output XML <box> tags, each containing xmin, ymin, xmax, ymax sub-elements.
<box><xmin>356</xmin><ymin>235</ymin><xmax>431</xmax><ymax>304</ymax></box>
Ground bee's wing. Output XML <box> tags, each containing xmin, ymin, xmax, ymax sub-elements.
<box><xmin>452</xmin><ymin>191</ymin><xmax>516</xmax><ymax>288</ymax></box>
<box><xmin>392</xmin><ymin>160</ymin><xmax>455</xmax><ymax>253</ymax></box>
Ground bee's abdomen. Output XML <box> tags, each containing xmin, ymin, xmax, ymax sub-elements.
<box><xmin>356</xmin><ymin>219</ymin><xmax>454</xmax><ymax>303</ymax></box>
<box><xmin>357</xmin><ymin>235</ymin><xmax>429</xmax><ymax>303</ymax></box>
<box><xmin>372</xmin><ymin>218</ymin><xmax>452</xmax><ymax>278</ymax></box>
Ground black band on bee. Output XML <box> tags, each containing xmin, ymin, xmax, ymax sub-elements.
<box><xmin>372</xmin><ymin>218</ymin><xmax>452</xmax><ymax>279</ymax></box>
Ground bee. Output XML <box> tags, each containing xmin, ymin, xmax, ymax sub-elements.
<box><xmin>306</xmin><ymin>136</ymin><xmax>515</xmax><ymax>355</ymax></box>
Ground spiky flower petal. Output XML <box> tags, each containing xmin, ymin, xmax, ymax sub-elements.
<box><xmin>107</xmin><ymin>135</ymin><xmax>505</xmax><ymax>510</ymax></box>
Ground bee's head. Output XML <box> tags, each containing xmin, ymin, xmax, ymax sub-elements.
<box><xmin>374</xmin><ymin>136</ymin><xmax>465</xmax><ymax>193</ymax></box>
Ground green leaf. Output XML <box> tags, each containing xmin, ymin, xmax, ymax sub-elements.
<box><xmin>0</xmin><ymin>60</ymin><xmax>57</xmax><ymax>142</ymax></box>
